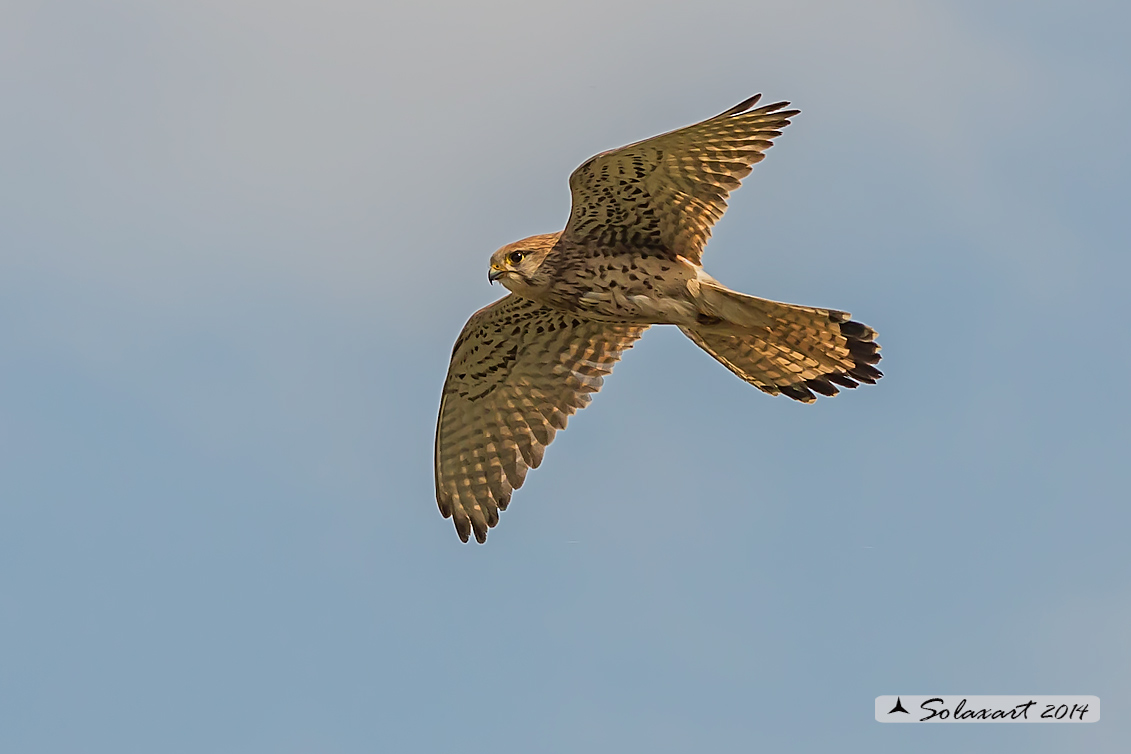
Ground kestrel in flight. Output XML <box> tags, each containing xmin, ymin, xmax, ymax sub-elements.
<box><xmin>435</xmin><ymin>94</ymin><xmax>883</xmax><ymax>543</ymax></box>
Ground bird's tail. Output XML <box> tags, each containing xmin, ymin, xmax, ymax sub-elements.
<box><xmin>683</xmin><ymin>282</ymin><xmax>882</xmax><ymax>403</ymax></box>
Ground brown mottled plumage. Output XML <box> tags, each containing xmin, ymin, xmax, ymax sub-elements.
<box><xmin>436</xmin><ymin>94</ymin><xmax>883</xmax><ymax>543</ymax></box>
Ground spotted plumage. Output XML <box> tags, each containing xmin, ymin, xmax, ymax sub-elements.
<box><xmin>436</xmin><ymin>94</ymin><xmax>883</xmax><ymax>543</ymax></box>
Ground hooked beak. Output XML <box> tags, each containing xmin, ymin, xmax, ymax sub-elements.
<box><xmin>488</xmin><ymin>266</ymin><xmax>505</xmax><ymax>283</ymax></box>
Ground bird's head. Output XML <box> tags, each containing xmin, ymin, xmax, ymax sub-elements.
<box><xmin>487</xmin><ymin>233</ymin><xmax>560</xmax><ymax>295</ymax></box>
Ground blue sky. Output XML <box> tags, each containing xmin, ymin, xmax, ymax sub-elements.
<box><xmin>2</xmin><ymin>1</ymin><xmax>1129</xmax><ymax>751</ymax></box>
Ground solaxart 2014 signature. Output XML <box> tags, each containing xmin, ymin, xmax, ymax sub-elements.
<box><xmin>919</xmin><ymin>697</ymin><xmax>1091</xmax><ymax>722</ymax></box>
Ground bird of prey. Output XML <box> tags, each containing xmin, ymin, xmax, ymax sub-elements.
<box><xmin>435</xmin><ymin>94</ymin><xmax>882</xmax><ymax>543</ymax></box>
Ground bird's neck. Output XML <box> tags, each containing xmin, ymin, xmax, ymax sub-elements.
<box><xmin>502</xmin><ymin>273</ymin><xmax>550</xmax><ymax>302</ymax></box>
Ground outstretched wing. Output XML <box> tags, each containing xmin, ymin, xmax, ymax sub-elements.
<box><xmin>435</xmin><ymin>295</ymin><xmax>647</xmax><ymax>543</ymax></box>
<box><xmin>559</xmin><ymin>94</ymin><xmax>799</xmax><ymax>264</ymax></box>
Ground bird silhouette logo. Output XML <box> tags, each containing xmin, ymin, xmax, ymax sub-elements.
<box><xmin>888</xmin><ymin>697</ymin><xmax>910</xmax><ymax>715</ymax></box>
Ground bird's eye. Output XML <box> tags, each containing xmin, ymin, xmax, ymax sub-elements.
<box><xmin>507</xmin><ymin>251</ymin><xmax>525</xmax><ymax>265</ymax></box>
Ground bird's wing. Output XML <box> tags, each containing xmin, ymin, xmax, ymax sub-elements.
<box><xmin>435</xmin><ymin>294</ymin><xmax>647</xmax><ymax>543</ymax></box>
<box><xmin>559</xmin><ymin>94</ymin><xmax>798</xmax><ymax>264</ymax></box>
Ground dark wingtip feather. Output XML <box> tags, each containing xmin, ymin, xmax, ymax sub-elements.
<box><xmin>847</xmin><ymin>340</ymin><xmax>882</xmax><ymax>365</ymax></box>
<box><xmin>722</xmin><ymin>93</ymin><xmax>763</xmax><ymax>117</ymax></box>
<box><xmin>840</xmin><ymin>320</ymin><xmax>874</xmax><ymax>340</ymax></box>
<box><xmin>848</xmin><ymin>365</ymin><xmax>883</xmax><ymax>384</ymax></box>
<box><xmin>780</xmin><ymin>384</ymin><xmax>817</xmax><ymax>403</ymax></box>
<box><xmin>826</xmin><ymin>373</ymin><xmax>860</xmax><ymax>389</ymax></box>
<box><xmin>759</xmin><ymin>103</ymin><xmax>800</xmax><ymax>121</ymax></box>
<box><xmin>805</xmin><ymin>377</ymin><xmax>840</xmax><ymax>397</ymax></box>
